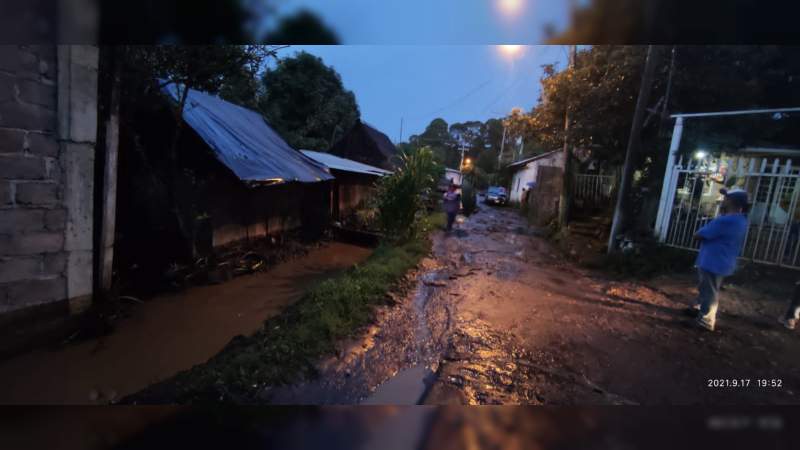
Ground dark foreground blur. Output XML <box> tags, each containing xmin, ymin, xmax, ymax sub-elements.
<box><xmin>1</xmin><ymin>406</ymin><xmax>796</xmax><ymax>450</ymax></box>
<box><xmin>2</xmin><ymin>0</ymin><xmax>799</xmax><ymax>44</ymax></box>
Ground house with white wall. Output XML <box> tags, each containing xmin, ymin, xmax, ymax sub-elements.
<box><xmin>507</xmin><ymin>150</ymin><xmax>564</xmax><ymax>203</ymax></box>
<box><xmin>444</xmin><ymin>168</ymin><xmax>463</xmax><ymax>187</ymax></box>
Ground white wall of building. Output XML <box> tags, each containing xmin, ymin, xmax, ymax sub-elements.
<box><xmin>445</xmin><ymin>169</ymin><xmax>462</xmax><ymax>186</ymax></box>
<box><xmin>509</xmin><ymin>152</ymin><xmax>564</xmax><ymax>203</ymax></box>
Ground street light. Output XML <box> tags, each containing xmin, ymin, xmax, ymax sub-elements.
<box><xmin>694</xmin><ymin>150</ymin><xmax>708</xmax><ymax>160</ymax></box>
<box><xmin>497</xmin><ymin>45</ymin><xmax>524</xmax><ymax>59</ymax></box>
<box><xmin>497</xmin><ymin>0</ymin><xmax>524</xmax><ymax>17</ymax></box>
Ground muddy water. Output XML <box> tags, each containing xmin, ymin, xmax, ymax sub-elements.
<box><xmin>265</xmin><ymin>259</ymin><xmax>451</xmax><ymax>405</ymax></box>
<box><xmin>0</xmin><ymin>242</ymin><xmax>372</xmax><ymax>404</ymax></box>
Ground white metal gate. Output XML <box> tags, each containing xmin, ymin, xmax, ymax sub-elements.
<box><xmin>658</xmin><ymin>155</ymin><xmax>800</xmax><ymax>269</ymax></box>
<box><xmin>574</xmin><ymin>174</ymin><xmax>617</xmax><ymax>206</ymax></box>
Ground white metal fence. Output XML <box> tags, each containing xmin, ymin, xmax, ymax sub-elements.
<box><xmin>657</xmin><ymin>155</ymin><xmax>800</xmax><ymax>269</ymax></box>
<box><xmin>574</xmin><ymin>174</ymin><xmax>617</xmax><ymax>206</ymax></box>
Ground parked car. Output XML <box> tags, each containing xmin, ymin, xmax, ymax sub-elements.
<box><xmin>485</xmin><ymin>186</ymin><xmax>508</xmax><ymax>205</ymax></box>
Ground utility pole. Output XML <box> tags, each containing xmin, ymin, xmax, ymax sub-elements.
<box><xmin>658</xmin><ymin>46</ymin><xmax>677</xmax><ymax>138</ymax></box>
<box><xmin>399</xmin><ymin>117</ymin><xmax>404</xmax><ymax>143</ymax></box>
<box><xmin>607</xmin><ymin>45</ymin><xmax>663</xmax><ymax>254</ymax></box>
<box><xmin>557</xmin><ymin>45</ymin><xmax>577</xmax><ymax>229</ymax></box>
<box><xmin>498</xmin><ymin>123</ymin><xmax>507</xmax><ymax>168</ymax></box>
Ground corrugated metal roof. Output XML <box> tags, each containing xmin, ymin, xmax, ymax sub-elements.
<box><xmin>300</xmin><ymin>150</ymin><xmax>392</xmax><ymax>176</ymax></box>
<box><xmin>163</xmin><ymin>84</ymin><xmax>333</xmax><ymax>184</ymax></box>
<box><xmin>507</xmin><ymin>150</ymin><xmax>562</xmax><ymax>169</ymax></box>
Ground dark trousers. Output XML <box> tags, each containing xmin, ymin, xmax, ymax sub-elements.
<box><xmin>446</xmin><ymin>212</ymin><xmax>456</xmax><ymax>231</ymax></box>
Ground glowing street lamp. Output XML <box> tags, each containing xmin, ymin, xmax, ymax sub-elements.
<box><xmin>694</xmin><ymin>150</ymin><xmax>708</xmax><ymax>160</ymax></box>
<box><xmin>497</xmin><ymin>44</ymin><xmax>524</xmax><ymax>59</ymax></box>
<box><xmin>497</xmin><ymin>0</ymin><xmax>524</xmax><ymax>17</ymax></box>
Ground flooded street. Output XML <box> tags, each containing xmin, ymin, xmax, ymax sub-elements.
<box><xmin>5</xmin><ymin>206</ymin><xmax>796</xmax><ymax>406</ymax></box>
<box><xmin>268</xmin><ymin>205</ymin><xmax>800</xmax><ymax>405</ymax></box>
<box><xmin>0</xmin><ymin>242</ymin><xmax>372</xmax><ymax>404</ymax></box>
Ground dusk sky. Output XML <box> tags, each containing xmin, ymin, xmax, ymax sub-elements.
<box><xmin>275</xmin><ymin>45</ymin><xmax>570</xmax><ymax>142</ymax></box>
<box><xmin>270</xmin><ymin>0</ymin><xmax>575</xmax><ymax>44</ymax></box>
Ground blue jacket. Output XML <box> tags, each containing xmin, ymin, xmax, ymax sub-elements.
<box><xmin>696</xmin><ymin>213</ymin><xmax>748</xmax><ymax>276</ymax></box>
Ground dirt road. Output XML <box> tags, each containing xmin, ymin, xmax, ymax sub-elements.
<box><xmin>273</xmin><ymin>205</ymin><xmax>799</xmax><ymax>405</ymax></box>
<box><xmin>422</xmin><ymin>206</ymin><xmax>799</xmax><ymax>405</ymax></box>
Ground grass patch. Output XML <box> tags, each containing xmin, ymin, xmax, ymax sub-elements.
<box><xmin>131</xmin><ymin>213</ymin><xmax>445</xmax><ymax>403</ymax></box>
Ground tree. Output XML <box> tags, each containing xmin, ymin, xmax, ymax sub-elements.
<box><xmin>218</xmin><ymin>63</ymin><xmax>263</xmax><ymax>109</ymax></box>
<box><xmin>410</xmin><ymin>118</ymin><xmax>459</xmax><ymax>168</ymax></box>
<box><xmin>263</xmin><ymin>10</ymin><xmax>340</xmax><ymax>44</ymax></box>
<box><xmin>258</xmin><ymin>51</ymin><xmax>360</xmax><ymax>150</ymax></box>
<box><xmin>525</xmin><ymin>46</ymin><xmax>654</xmax><ymax>166</ymax></box>
<box><xmin>504</xmin><ymin>107</ymin><xmax>546</xmax><ymax>162</ymax></box>
<box><xmin>516</xmin><ymin>45</ymin><xmax>800</xmax><ymax>234</ymax></box>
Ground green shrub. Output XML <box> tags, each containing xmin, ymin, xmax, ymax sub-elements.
<box><xmin>375</xmin><ymin>147</ymin><xmax>443</xmax><ymax>241</ymax></box>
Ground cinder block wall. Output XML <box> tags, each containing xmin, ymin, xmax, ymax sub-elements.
<box><xmin>0</xmin><ymin>45</ymin><xmax>98</xmax><ymax>317</ymax></box>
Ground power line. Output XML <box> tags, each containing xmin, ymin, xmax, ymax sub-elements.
<box><xmin>482</xmin><ymin>75</ymin><xmax>528</xmax><ymax>114</ymax></box>
<box><xmin>411</xmin><ymin>78</ymin><xmax>494</xmax><ymax>119</ymax></box>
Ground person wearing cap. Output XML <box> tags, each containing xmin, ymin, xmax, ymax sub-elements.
<box><xmin>689</xmin><ymin>187</ymin><xmax>749</xmax><ymax>331</ymax></box>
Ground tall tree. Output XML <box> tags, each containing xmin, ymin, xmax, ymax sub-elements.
<box><xmin>410</xmin><ymin>118</ymin><xmax>459</xmax><ymax>168</ymax></box>
<box><xmin>263</xmin><ymin>10</ymin><xmax>340</xmax><ymax>44</ymax></box>
<box><xmin>258</xmin><ymin>51</ymin><xmax>360</xmax><ymax>150</ymax></box>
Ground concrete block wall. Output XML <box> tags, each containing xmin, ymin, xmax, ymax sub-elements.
<box><xmin>0</xmin><ymin>45</ymin><xmax>97</xmax><ymax>316</ymax></box>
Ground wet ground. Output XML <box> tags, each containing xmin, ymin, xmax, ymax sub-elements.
<box><xmin>0</xmin><ymin>242</ymin><xmax>372</xmax><ymax>404</ymax></box>
<box><xmin>423</xmin><ymin>206</ymin><xmax>800</xmax><ymax>405</ymax></box>
<box><xmin>266</xmin><ymin>205</ymin><xmax>800</xmax><ymax>405</ymax></box>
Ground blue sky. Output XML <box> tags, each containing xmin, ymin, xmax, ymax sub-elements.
<box><xmin>274</xmin><ymin>45</ymin><xmax>569</xmax><ymax>142</ymax></box>
<box><xmin>269</xmin><ymin>0</ymin><xmax>573</xmax><ymax>44</ymax></box>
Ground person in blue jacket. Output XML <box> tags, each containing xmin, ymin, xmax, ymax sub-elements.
<box><xmin>690</xmin><ymin>188</ymin><xmax>749</xmax><ymax>331</ymax></box>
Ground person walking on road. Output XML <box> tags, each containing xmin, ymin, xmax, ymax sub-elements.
<box><xmin>779</xmin><ymin>281</ymin><xmax>800</xmax><ymax>330</ymax></box>
<box><xmin>689</xmin><ymin>188</ymin><xmax>749</xmax><ymax>331</ymax></box>
<box><xmin>443</xmin><ymin>183</ymin><xmax>461</xmax><ymax>233</ymax></box>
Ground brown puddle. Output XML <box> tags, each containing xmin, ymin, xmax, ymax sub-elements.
<box><xmin>0</xmin><ymin>241</ymin><xmax>373</xmax><ymax>404</ymax></box>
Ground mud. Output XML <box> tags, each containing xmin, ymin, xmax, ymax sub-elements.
<box><xmin>264</xmin><ymin>261</ymin><xmax>452</xmax><ymax>404</ymax></box>
<box><xmin>268</xmin><ymin>205</ymin><xmax>800</xmax><ymax>405</ymax></box>
<box><xmin>423</xmin><ymin>206</ymin><xmax>800</xmax><ymax>405</ymax></box>
<box><xmin>0</xmin><ymin>242</ymin><xmax>372</xmax><ymax>404</ymax></box>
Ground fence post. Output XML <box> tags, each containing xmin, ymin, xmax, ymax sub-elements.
<box><xmin>654</xmin><ymin>117</ymin><xmax>684</xmax><ymax>241</ymax></box>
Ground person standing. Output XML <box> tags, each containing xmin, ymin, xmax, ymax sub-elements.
<box><xmin>779</xmin><ymin>281</ymin><xmax>800</xmax><ymax>330</ymax></box>
<box><xmin>690</xmin><ymin>188</ymin><xmax>749</xmax><ymax>331</ymax></box>
<box><xmin>443</xmin><ymin>183</ymin><xmax>461</xmax><ymax>232</ymax></box>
